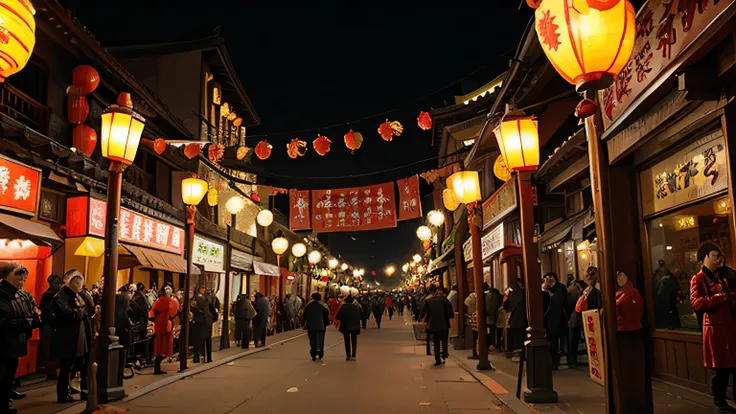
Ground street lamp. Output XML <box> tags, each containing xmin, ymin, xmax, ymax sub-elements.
<box><xmin>341</xmin><ymin>263</ymin><xmax>348</xmax><ymax>271</ymax></box>
<box><xmin>308</xmin><ymin>250</ymin><xmax>322</xmax><ymax>265</ymax></box>
<box><xmin>257</xmin><ymin>209</ymin><xmax>274</xmax><ymax>227</ymax></box>
<box><xmin>179</xmin><ymin>176</ymin><xmax>208</xmax><ymax>371</ymax></box>
<box><xmin>402</xmin><ymin>263</ymin><xmax>409</xmax><ymax>273</ymax></box>
<box><xmin>416</xmin><ymin>225</ymin><xmax>432</xmax><ymax>241</ymax></box>
<box><xmin>413</xmin><ymin>254</ymin><xmax>422</xmax><ymax>263</ymax></box>
<box><xmin>97</xmin><ymin>94</ymin><xmax>145</xmax><ymax>402</ymax></box>
<box><xmin>385</xmin><ymin>265</ymin><xmax>395</xmax><ymax>276</ymax></box>
<box><xmin>427</xmin><ymin>210</ymin><xmax>445</xmax><ymax>227</ymax></box>
<box><xmin>494</xmin><ymin>116</ymin><xmax>556</xmax><ymax>402</ymax></box>
<box><xmin>328</xmin><ymin>258</ymin><xmax>339</xmax><ymax>269</ymax></box>
<box><xmin>291</xmin><ymin>242</ymin><xmax>307</xmax><ymax>258</ymax></box>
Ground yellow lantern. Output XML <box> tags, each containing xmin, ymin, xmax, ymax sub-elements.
<box><xmin>385</xmin><ymin>266</ymin><xmax>395</xmax><ymax>276</ymax></box>
<box><xmin>308</xmin><ymin>250</ymin><xmax>322</xmax><ymax>264</ymax></box>
<box><xmin>427</xmin><ymin>210</ymin><xmax>445</xmax><ymax>227</ymax></box>
<box><xmin>207</xmin><ymin>188</ymin><xmax>218</xmax><ymax>207</ymax></box>
<box><xmin>532</xmin><ymin>0</ymin><xmax>635</xmax><ymax>92</ymax></box>
<box><xmin>442</xmin><ymin>189</ymin><xmax>460</xmax><ymax>212</ymax></box>
<box><xmin>225</xmin><ymin>196</ymin><xmax>245</xmax><ymax>215</ymax></box>
<box><xmin>272</xmin><ymin>237</ymin><xmax>289</xmax><ymax>256</ymax></box>
<box><xmin>416</xmin><ymin>225</ymin><xmax>432</xmax><ymax>242</ymax></box>
<box><xmin>291</xmin><ymin>242</ymin><xmax>307</xmax><ymax>258</ymax></box>
<box><xmin>447</xmin><ymin>171</ymin><xmax>481</xmax><ymax>204</ymax></box>
<box><xmin>181</xmin><ymin>178</ymin><xmax>208</xmax><ymax>206</ymax></box>
<box><xmin>0</xmin><ymin>0</ymin><xmax>36</xmax><ymax>82</ymax></box>
<box><xmin>257</xmin><ymin>209</ymin><xmax>274</xmax><ymax>227</ymax></box>
<box><xmin>493</xmin><ymin>117</ymin><xmax>540</xmax><ymax>172</ymax></box>
<box><xmin>100</xmin><ymin>101</ymin><xmax>146</xmax><ymax>165</ymax></box>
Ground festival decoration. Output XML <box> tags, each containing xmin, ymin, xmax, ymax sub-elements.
<box><xmin>153</xmin><ymin>138</ymin><xmax>167</xmax><ymax>155</ymax></box>
<box><xmin>72</xmin><ymin>65</ymin><xmax>100</xmax><ymax>95</ymax></box>
<box><xmin>447</xmin><ymin>171</ymin><xmax>481</xmax><ymax>203</ymax></box>
<box><xmin>397</xmin><ymin>175</ymin><xmax>421</xmax><ymax>221</ymax></box>
<box><xmin>308</xmin><ymin>250</ymin><xmax>322</xmax><ymax>265</ymax></box>
<box><xmin>72</xmin><ymin>124</ymin><xmax>97</xmax><ymax>156</ymax></box>
<box><xmin>233</xmin><ymin>118</ymin><xmax>243</xmax><ymax>128</ymax></box>
<box><xmin>423</xmin><ymin>240</ymin><xmax>431</xmax><ymax>250</ymax></box>
<box><xmin>442</xmin><ymin>188</ymin><xmax>460</xmax><ymax>212</ymax></box>
<box><xmin>236</xmin><ymin>146</ymin><xmax>249</xmax><ymax>160</ymax></box>
<box><xmin>575</xmin><ymin>98</ymin><xmax>598</xmax><ymax>118</ymax></box>
<box><xmin>184</xmin><ymin>143</ymin><xmax>202</xmax><ymax>159</ymax></box>
<box><xmin>311</xmin><ymin>182</ymin><xmax>396</xmax><ymax>233</ymax></box>
<box><xmin>427</xmin><ymin>210</ymin><xmax>445</xmax><ymax>227</ymax></box>
<box><xmin>250</xmin><ymin>191</ymin><xmax>261</xmax><ymax>203</ymax></box>
<box><xmin>493</xmin><ymin>117</ymin><xmax>540</xmax><ymax>172</ymax></box>
<box><xmin>313</xmin><ymin>134</ymin><xmax>331</xmax><ymax>156</ymax></box>
<box><xmin>207</xmin><ymin>188</ymin><xmax>218</xmax><ymax>207</ymax></box>
<box><xmin>271</xmin><ymin>236</ymin><xmax>289</xmax><ymax>256</ymax></box>
<box><xmin>291</xmin><ymin>242</ymin><xmax>307</xmax><ymax>258</ymax></box>
<box><xmin>493</xmin><ymin>154</ymin><xmax>512</xmax><ymax>182</ymax></box>
<box><xmin>417</xmin><ymin>111</ymin><xmax>432</xmax><ymax>131</ymax></box>
<box><xmin>378</xmin><ymin>120</ymin><xmax>403</xmax><ymax>141</ymax></box>
<box><xmin>67</xmin><ymin>92</ymin><xmax>89</xmax><ymax>124</ymax></box>
<box><xmin>0</xmin><ymin>0</ymin><xmax>35</xmax><ymax>83</ymax></box>
<box><xmin>208</xmin><ymin>144</ymin><xmax>225</xmax><ymax>163</ymax></box>
<box><xmin>416</xmin><ymin>225</ymin><xmax>432</xmax><ymax>241</ymax></box>
<box><xmin>225</xmin><ymin>196</ymin><xmax>245</xmax><ymax>215</ymax></box>
<box><xmin>289</xmin><ymin>189</ymin><xmax>311</xmax><ymax>231</ymax></box>
<box><xmin>255</xmin><ymin>141</ymin><xmax>272</xmax><ymax>160</ymax></box>
<box><xmin>287</xmin><ymin>138</ymin><xmax>308</xmax><ymax>159</ymax></box>
<box><xmin>344</xmin><ymin>130</ymin><xmax>363</xmax><ymax>154</ymax></box>
<box><xmin>256</xmin><ymin>209</ymin><xmax>274</xmax><ymax>227</ymax></box>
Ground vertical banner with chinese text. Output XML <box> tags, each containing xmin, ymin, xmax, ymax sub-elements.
<box><xmin>311</xmin><ymin>182</ymin><xmax>397</xmax><ymax>233</ymax></box>
<box><xmin>582</xmin><ymin>309</ymin><xmax>606</xmax><ymax>386</ymax></box>
<box><xmin>289</xmin><ymin>189</ymin><xmax>311</xmax><ymax>231</ymax></box>
<box><xmin>396</xmin><ymin>175</ymin><xmax>422</xmax><ymax>221</ymax></box>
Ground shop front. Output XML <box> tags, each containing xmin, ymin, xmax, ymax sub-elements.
<box><xmin>191</xmin><ymin>234</ymin><xmax>226</xmax><ymax>338</ymax></box>
<box><xmin>253</xmin><ymin>259</ymin><xmax>280</xmax><ymax>297</ymax></box>
<box><xmin>480</xmin><ymin>179</ymin><xmax>523</xmax><ymax>291</ymax></box>
<box><xmin>228</xmin><ymin>227</ymin><xmax>256</xmax><ymax>302</ymax></box>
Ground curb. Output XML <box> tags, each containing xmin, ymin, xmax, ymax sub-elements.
<box><xmin>450</xmin><ymin>354</ymin><xmax>533</xmax><ymax>414</ymax></box>
<box><xmin>122</xmin><ymin>332</ymin><xmax>307</xmax><ymax>403</ymax></box>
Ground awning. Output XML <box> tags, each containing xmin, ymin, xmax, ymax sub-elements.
<box><xmin>230</xmin><ymin>249</ymin><xmax>254</xmax><ymax>272</ymax></box>
<box><xmin>539</xmin><ymin>209</ymin><xmax>591</xmax><ymax>251</ymax></box>
<box><xmin>253</xmin><ymin>260</ymin><xmax>279</xmax><ymax>276</ymax></box>
<box><xmin>0</xmin><ymin>213</ymin><xmax>62</xmax><ymax>248</ymax></box>
<box><xmin>122</xmin><ymin>244</ymin><xmax>200</xmax><ymax>275</ymax></box>
<box><xmin>280</xmin><ymin>268</ymin><xmax>296</xmax><ymax>280</ymax></box>
<box><xmin>74</xmin><ymin>237</ymin><xmax>105</xmax><ymax>257</ymax></box>
<box><xmin>427</xmin><ymin>248</ymin><xmax>454</xmax><ymax>274</ymax></box>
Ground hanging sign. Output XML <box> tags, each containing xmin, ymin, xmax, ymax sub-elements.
<box><xmin>483</xmin><ymin>179</ymin><xmax>517</xmax><ymax>230</ymax></box>
<box><xmin>192</xmin><ymin>235</ymin><xmax>225</xmax><ymax>273</ymax></box>
<box><xmin>599</xmin><ymin>0</ymin><xmax>734</xmax><ymax>130</ymax></box>
<box><xmin>0</xmin><ymin>154</ymin><xmax>41</xmax><ymax>216</ymax></box>
<box><xmin>311</xmin><ymin>182</ymin><xmax>397</xmax><ymax>233</ymax></box>
<box><xmin>397</xmin><ymin>175</ymin><xmax>422</xmax><ymax>221</ymax></box>
<box><xmin>582</xmin><ymin>309</ymin><xmax>606</xmax><ymax>386</ymax></box>
<box><xmin>289</xmin><ymin>189</ymin><xmax>311</xmax><ymax>231</ymax></box>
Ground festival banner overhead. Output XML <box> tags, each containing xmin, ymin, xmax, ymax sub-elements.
<box><xmin>311</xmin><ymin>182</ymin><xmax>397</xmax><ymax>233</ymax></box>
<box><xmin>396</xmin><ymin>175</ymin><xmax>422</xmax><ymax>221</ymax></box>
<box><xmin>289</xmin><ymin>189</ymin><xmax>311</xmax><ymax>231</ymax></box>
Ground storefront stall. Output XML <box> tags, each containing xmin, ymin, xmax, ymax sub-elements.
<box><xmin>253</xmin><ymin>259</ymin><xmax>280</xmax><ymax>297</ymax></box>
<box><xmin>191</xmin><ymin>234</ymin><xmax>226</xmax><ymax>338</ymax></box>
<box><xmin>228</xmin><ymin>228</ymin><xmax>255</xmax><ymax>301</ymax></box>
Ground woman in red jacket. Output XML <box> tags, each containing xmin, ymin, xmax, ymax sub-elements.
<box><xmin>149</xmin><ymin>286</ymin><xmax>179</xmax><ymax>375</ymax></box>
<box><xmin>690</xmin><ymin>243</ymin><xmax>736</xmax><ymax>413</ymax></box>
<box><xmin>615</xmin><ymin>271</ymin><xmax>644</xmax><ymax>331</ymax></box>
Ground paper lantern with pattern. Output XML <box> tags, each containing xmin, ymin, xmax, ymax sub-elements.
<box><xmin>184</xmin><ymin>143</ymin><xmax>201</xmax><ymax>159</ymax></box>
<box><xmin>378</xmin><ymin>120</ymin><xmax>403</xmax><ymax>141</ymax></box>
<box><xmin>0</xmin><ymin>0</ymin><xmax>36</xmax><ymax>83</ymax></box>
<box><xmin>313</xmin><ymin>134</ymin><xmax>331</xmax><ymax>156</ymax></box>
<box><xmin>255</xmin><ymin>141</ymin><xmax>272</xmax><ymax>160</ymax></box>
<box><xmin>344</xmin><ymin>130</ymin><xmax>363</xmax><ymax>154</ymax></box>
<box><xmin>67</xmin><ymin>92</ymin><xmax>89</xmax><ymax>124</ymax></box>
<box><xmin>287</xmin><ymin>138</ymin><xmax>308</xmax><ymax>159</ymax></box>
<box><xmin>417</xmin><ymin>111</ymin><xmax>432</xmax><ymax>131</ymax></box>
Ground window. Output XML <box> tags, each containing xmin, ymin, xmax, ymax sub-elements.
<box><xmin>2</xmin><ymin>60</ymin><xmax>48</xmax><ymax>133</ymax></box>
<box><xmin>648</xmin><ymin>195</ymin><xmax>733</xmax><ymax>331</ymax></box>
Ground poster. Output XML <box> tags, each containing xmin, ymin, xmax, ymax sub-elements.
<box><xmin>0</xmin><ymin>153</ymin><xmax>41</xmax><ymax>216</ymax></box>
<box><xmin>582</xmin><ymin>309</ymin><xmax>606</xmax><ymax>386</ymax></box>
<box><xmin>397</xmin><ymin>175</ymin><xmax>422</xmax><ymax>221</ymax></box>
<box><xmin>289</xmin><ymin>189</ymin><xmax>311</xmax><ymax>231</ymax></box>
<box><xmin>311</xmin><ymin>182</ymin><xmax>397</xmax><ymax>233</ymax></box>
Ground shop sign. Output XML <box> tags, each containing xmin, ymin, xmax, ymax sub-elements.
<box><xmin>582</xmin><ymin>309</ymin><xmax>606</xmax><ymax>386</ymax></box>
<box><xmin>230</xmin><ymin>249</ymin><xmax>254</xmax><ymax>272</ymax></box>
<box><xmin>640</xmin><ymin>131</ymin><xmax>726</xmax><ymax>217</ymax></box>
<box><xmin>311</xmin><ymin>182</ymin><xmax>397</xmax><ymax>233</ymax></box>
<box><xmin>462</xmin><ymin>223</ymin><xmax>506</xmax><ymax>263</ymax></box>
<box><xmin>463</xmin><ymin>238</ymin><xmax>473</xmax><ymax>262</ymax></box>
<box><xmin>599</xmin><ymin>0</ymin><xmax>734</xmax><ymax>130</ymax></box>
<box><xmin>482</xmin><ymin>179</ymin><xmax>517</xmax><ymax>230</ymax></box>
<box><xmin>193</xmin><ymin>235</ymin><xmax>225</xmax><ymax>273</ymax></box>
<box><xmin>0</xmin><ymin>154</ymin><xmax>41</xmax><ymax>216</ymax></box>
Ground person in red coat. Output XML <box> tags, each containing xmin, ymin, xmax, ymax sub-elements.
<box><xmin>690</xmin><ymin>243</ymin><xmax>736</xmax><ymax>413</ymax></box>
<box><xmin>615</xmin><ymin>271</ymin><xmax>644</xmax><ymax>331</ymax></box>
<box><xmin>149</xmin><ymin>286</ymin><xmax>179</xmax><ymax>375</ymax></box>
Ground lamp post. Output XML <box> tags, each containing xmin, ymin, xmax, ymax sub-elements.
<box><xmin>222</xmin><ymin>196</ymin><xmax>245</xmax><ymax>350</ymax></box>
<box><xmin>96</xmin><ymin>94</ymin><xmax>145</xmax><ymax>402</ymax></box>
<box><xmin>180</xmin><ymin>177</ymin><xmax>208</xmax><ymax>371</ymax></box>
<box><xmin>494</xmin><ymin>115</ymin><xmax>557</xmax><ymax>403</ymax></box>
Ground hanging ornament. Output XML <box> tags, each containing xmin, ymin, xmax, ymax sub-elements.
<box><xmin>378</xmin><ymin>120</ymin><xmax>403</xmax><ymax>141</ymax></box>
<box><xmin>184</xmin><ymin>143</ymin><xmax>202</xmax><ymax>159</ymax></box>
<box><xmin>287</xmin><ymin>138</ymin><xmax>308</xmax><ymax>159</ymax></box>
<box><xmin>208</xmin><ymin>144</ymin><xmax>225</xmax><ymax>163</ymax></box>
<box><xmin>236</xmin><ymin>146</ymin><xmax>249</xmax><ymax>160</ymax></box>
<box><xmin>251</xmin><ymin>192</ymin><xmax>261</xmax><ymax>203</ymax></box>
<box><xmin>72</xmin><ymin>65</ymin><xmax>100</xmax><ymax>96</ymax></box>
<box><xmin>153</xmin><ymin>138</ymin><xmax>167</xmax><ymax>155</ymax></box>
<box><xmin>233</xmin><ymin>118</ymin><xmax>243</xmax><ymax>128</ymax></box>
<box><xmin>313</xmin><ymin>134</ymin><xmax>331</xmax><ymax>156</ymax></box>
<box><xmin>207</xmin><ymin>188</ymin><xmax>218</xmax><ymax>207</ymax></box>
<box><xmin>66</xmin><ymin>90</ymin><xmax>89</xmax><ymax>124</ymax></box>
<box><xmin>117</xmin><ymin>92</ymin><xmax>133</xmax><ymax>107</ymax></box>
<box><xmin>442</xmin><ymin>188</ymin><xmax>461</xmax><ymax>211</ymax></box>
<box><xmin>255</xmin><ymin>141</ymin><xmax>272</xmax><ymax>160</ymax></box>
<box><xmin>344</xmin><ymin>130</ymin><xmax>363</xmax><ymax>154</ymax></box>
<box><xmin>0</xmin><ymin>0</ymin><xmax>35</xmax><ymax>83</ymax></box>
<box><xmin>493</xmin><ymin>154</ymin><xmax>512</xmax><ymax>182</ymax></box>
<box><xmin>417</xmin><ymin>111</ymin><xmax>432</xmax><ymax>131</ymax></box>
<box><xmin>72</xmin><ymin>124</ymin><xmax>97</xmax><ymax>156</ymax></box>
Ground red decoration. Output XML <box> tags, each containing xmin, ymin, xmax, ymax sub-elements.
<box><xmin>72</xmin><ymin>125</ymin><xmax>97</xmax><ymax>156</ymax></box>
<box><xmin>208</xmin><ymin>144</ymin><xmax>225</xmax><ymax>163</ymax></box>
<box><xmin>371</xmin><ymin>271</ymin><xmax>376</xmax><ymax>276</ymax></box>
<box><xmin>255</xmin><ymin>141</ymin><xmax>272</xmax><ymax>160</ymax></box>
<box><xmin>313</xmin><ymin>134</ymin><xmax>331</xmax><ymax>156</ymax></box>
<box><xmin>0</xmin><ymin>155</ymin><xmax>41</xmax><ymax>216</ymax></box>
<box><xmin>575</xmin><ymin>98</ymin><xmax>598</xmax><ymax>118</ymax></box>
<box><xmin>423</xmin><ymin>240</ymin><xmax>431</xmax><ymax>250</ymax></box>
<box><xmin>236</xmin><ymin>146</ymin><xmax>249</xmax><ymax>160</ymax></box>
<box><xmin>378</xmin><ymin>120</ymin><xmax>404</xmax><ymax>141</ymax></box>
<box><xmin>67</xmin><ymin>93</ymin><xmax>89</xmax><ymax>124</ymax></box>
<box><xmin>153</xmin><ymin>138</ymin><xmax>167</xmax><ymax>155</ymax></box>
<box><xmin>526</xmin><ymin>0</ymin><xmax>543</xmax><ymax>8</ymax></box>
<box><xmin>289</xmin><ymin>189</ymin><xmax>311</xmax><ymax>231</ymax></box>
<box><xmin>117</xmin><ymin>92</ymin><xmax>133</xmax><ymax>108</ymax></box>
<box><xmin>72</xmin><ymin>65</ymin><xmax>100</xmax><ymax>95</ymax></box>
<box><xmin>417</xmin><ymin>111</ymin><xmax>432</xmax><ymax>131</ymax></box>
<box><xmin>287</xmin><ymin>138</ymin><xmax>308</xmax><ymax>159</ymax></box>
<box><xmin>250</xmin><ymin>192</ymin><xmax>261</xmax><ymax>203</ymax></box>
<box><xmin>311</xmin><ymin>182</ymin><xmax>397</xmax><ymax>233</ymax></box>
<box><xmin>183</xmin><ymin>143</ymin><xmax>201</xmax><ymax>159</ymax></box>
<box><xmin>538</xmin><ymin>10</ymin><xmax>561</xmax><ymax>51</ymax></box>
<box><xmin>396</xmin><ymin>175</ymin><xmax>422</xmax><ymax>221</ymax></box>
<box><xmin>344</xmin><ymin>130</ymin><xmax>363</xmax><ymax>154</ymax></box>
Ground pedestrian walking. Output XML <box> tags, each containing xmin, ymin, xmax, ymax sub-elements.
<box><xmin>485</xmin><ymin>285</ymin><xmax>503</xmax><ymax>352</ymax></box>
<box><xmin>372</xmin><ymin>293</ymin><xmax>386</xmax><ymax>328</ymax></box>
<box><xmin>503</xmin><ymin>278</ymin><xmax>527</xmax><ymax>358</ymax></box>
<box><xmin>420</xmin><ymin>285</ymin><xmax>454</xmax><ymax>366</ymax></box>
<box><xmin>190</xmin><ymin>290</ymin><xmax>211</xmax><ymax>363</ymax></box>
<box><xmin>359</xmin><ymin>293</ymin><xmax>371</xmax><ymax>329</ymax></box>
<box><xmin>543</xmin><ymin>272</ymin><xmax>568</xmax><ymax>369</ymax></box>
<box><xmin>301</xmin><ymin>293</ymin><xmax>330</xmax><ymax>360</ymax></box>
<box><xmin>386</xmin><ymin>295</ymin><xmax>394</xmax><ymax>320</ymax></box>
<box><xmin>234</xmin><ymin>294</ymin><xmax>256</xmax><ymax>349</ymax></box>
<box><xmin>336</xmin><ymin>295</ymin><xmax>363</xmax><ymax>360</ymax></box>
<box><xmin>253</xmin><ymin>293</ymin><xmax>271</xmax><ymax>347</ymax></box>
<box><xmin>149</xmin><ymin>286</ymin><xmax>179</xmax><ymax>374</ymax></box>
<box><xmin>566</xmin><ymin>280</ymin><xmax>587</xmax><ymax>368</ymax></box>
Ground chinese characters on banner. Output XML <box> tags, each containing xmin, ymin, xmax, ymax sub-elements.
<box><xmin>396</xmin><ymin>175</ymin><xmax>422</xmax><ymax>221</ymax></box>
<box><xmin>599</xmin><ymin>0</ymin><xmax>733</xmax><ymax>129</ymax></box>
<box><xmin>311</xmin><ymin>182</ymin><xmax>397</xmax><ymax>233</ymax></box>
<box><xmin>289</xmin><ymin>189</ymin><xmax>311</xmax><ymax>231</ymax></box>
<box><xmin>582</xmin><ymin>309</ymin><xmax>606</xmax><ymax>386</ymax></box>
<box><xmin>0</xmin><ymin>154</ymin><xmax>41</xmax><ymax>216</ymax></box>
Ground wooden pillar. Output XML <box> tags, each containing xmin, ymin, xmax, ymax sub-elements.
<box><xmin>454</xmin><ymin>215</ymin><xmax>468</xmax><ymax>337</ymax></box>
<box><xmin>468</xmin><ymin>202</ymin><xmax>492</xmax><ymax>370</ymax></box>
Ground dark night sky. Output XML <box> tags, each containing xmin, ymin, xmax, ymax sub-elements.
<box><xmin>60</xmin><ymin>1</ymin><xmax>533</xmax><ymax>286</ymax></box>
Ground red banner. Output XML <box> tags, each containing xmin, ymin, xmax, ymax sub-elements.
<box><xmin>289</xmin><ymin>189</ymin><xmax>311</xmax><ymax>231</ymax></box>
<box><xmin>0</xmin><ymin>154</ymin><xmax>41</xmax><ymax>216</ymax></box>
<box><xmin>311</xmin><ymin>182</ymin><xmax>397</xmax><ymax>233</ymax></box>
<box><xmin>397</xmin><ymin>175</ymin><xmax>421</xmax><ymax>221</ymax></box>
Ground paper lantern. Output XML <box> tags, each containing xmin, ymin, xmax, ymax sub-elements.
<box><xmin>207</xmin><ymin>188</ymin><xmax>218</xmax><ymax>207</ymax></box>
<box><xmin>402</xmin><ymin>264</ymin><xmax>409</xmax><ymax>273</ymax></box>
<box><xmin>532</xmin><ymin>0</ymin><xmax>635</xmax><ymax>92</ymax></box>
<box><xmin>233</xmin><ymin>118</ymin><xmax>243</xmax><ymax>128</ymax></box>
<box><xmin>291</xmin><ymin>242</ymin><xmax>307</xmax><ymax>258</ymax></box>
<box><xmin>208</xmin><ymin>144</ymin><xmax>225</xmax><ymax>163</ymax></box>
<box><xmin>181</xmin><ymin>177</ymin><xmax>208</xmax><ymax>206</ymax></box>
<box><xmin>341</xmin><ymin>263</ymin><xmax>349</xmax><ymax>271</ymax></box>
<box><xmin>413</xmin><ymin>254</ymin><xmax>422</xmax><ymax>263</ymax></box>
<box><xmin>0</xmin><ymin>0</ymin><xmax>35</xmax><ymax>83</ymax></box>
<box><xmin>493</xmin><ymin>117</ymin><xmax>540</xmax><ymax>172</ymax></box>
<box><xmin>72</xmin><ymin>65</ymin><xmax>100</xmax><ymax>95</ymax></box>
<box><xmin>427</xmin><ymin>210</ymin><xmax>445</xmax><ymax>227</ymax></box>
<box><xmin>308</xmin><ymin>250</ymin><xmax>322</xmax><ymax>265</ymax></box>
<box><xmin>256</xmin><ymin>209</ymin><xmax>273</xmax><ymax>227</ymax></box>
<box><xmin>67</xmin><ymin>93</ymin><xmax>89</xmax><ymax>124</ymax></box>
<box><xmin>313</xmin><ymin>134</ymin><xmax>331</xmax><ymax>156</ymax></box>
<box><xmin>417</xmin><ymin>111</ymin><xmax>432</xmax><ymax>131</ymax></box>
<box><xmin>153</xmin><ymin>138</ymin><xmax>167</xmax><ymax>155</ymax></box>
<box><xmin>72</xmin><ymin>124</ymin><xmax>97</xmax><ymax>156</ymax></box>
<box><xmin>184</xmin><ymin>143</ymin><xmax>201</xmax><ymax>159</ymax></box>
<box><xmin>416</xmin><ymin>225</ymin><xmax>432</xmax><ymax>241</ymax></box>
<box><xmin>251</xmin><ymin>192</ymin><xmax>261</xmax><ymax>203</ymax></box>
<box><xmin>493</xmin><ymin>154</ymin><xmax>512</xmax><ymax>182</ymax></box>
<box><xmin>100</xmin><ymin>97</ymin><xmax>145</xmax><ymax>165</ymax></box>
<box><xmin>287</xmin><ymin>138</ymin><xmax>308</xmax><ymax>159</ymax></box>
<box><xmin>442</xmin><ymin>189</ymin><xmax>460</xmax><ymax>211</ymax></box>
<box><xmin>344</xmin><ymin>130</ymin><xmax>363</xmax><ymax>154</ymax></box>
<box><xmin>422</xmin><ymin>240</ymin><xmax>431</xmax><ymax>250</ymax></box>
<box><xmin>272</xmin><ymin>237</ymin><xmax>289</xmax><ymax>256</ymax></box>
<box><xmin>378</xmin><ymin>120</ymin><xmax>403</xmax><ymax>141</ymax></box>
<box><xmin>350</xmin><ymin>287</ymin><xmax>359</xmax><ymax>297</ymax></box>
<box><xmin>236</xmin><ymin>146</ymin><xmax>249</xmax><ymax>160</ymax></box>
<box><xmin>225</xmin><ymin>196</ymin><xmax>245</xmax><ymax>215</ymax></box>
<box><xmin>255</xmin><ymin>141</ymin><xmax>272</xmax><ymax>160</ymax></box>
<box><xmin>328</xmin><ymin>258</ymin><xmax>339</xmax><ymax>269</ymax></box>
<box><xmin>446</xmin><ymin>171</ymin><xmax>481</xmax><ymax>203</ymax></box>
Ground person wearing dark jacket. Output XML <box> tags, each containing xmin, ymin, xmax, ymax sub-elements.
<box><xmin>485</xmin><ymin>287</ymin><xmax>503</xmax><ymax>350</ymax></box>
<box><xmin>253</xmin><ymin>293</ymin><xmax>271</xmax><ymax>347</ymax></box>
<box><xmin>372</xmin><ymin>294</ymin><xmax>387</xmax><ymax>328</ymax></box>
<box><xmin>0</xmin><ymin>263</ymin><xmax>39</xmax><ymax>414</ymax></box>
<box><xmin>233</xmin><ymin>294</ymin><xmax>256</xmax><ymax>349</ymax></box>
<box><xmin>654</xmin><ymin>272</ymin><xmax>682</xmax><ymax>329</ymax></box>
<box><xmin>190</xmin><ymin>291</ymin><xmax>213</xmax><ymax>363</ymax></box>
<box><xmin>38</xmin><ymin>274</ymin><xmax>62</xmax><ymax>379</ymax></box>
<box><xmin>301</xmin><ymin>293</ymin><xmax>330</xmax><ymax>360</ymax></box>
<box><xmin>359</xmin><ymin>294</ymin><xmax>372</xmax><ymax>328</ymax></box>
<box><xmin>567</xmin><ymin>280</ymin><xmax>587</xmax><ymax>368</ymax></box>
<box><xmin>503</xmin><ymin>278</ymin><xmax>527</xmax><ymax>357</ymax></box>
<box><xmin>420</xmin><ymin>285</ymin><xmax>454</xmax><ymax>366</ymax></box>
<box><xmin>336</xmin><ymin>295</ymin><xmax>363</xmax><ymax>360</ymax></box>
<box><xmin>115</xmin><ymin>286</ymin><xmax>133</xmax><ymax>380</ymax></box>
<box><xmin>543</xmin><ymin>272</ymin><xmax>568</xmax><ymax>368</ymax></box>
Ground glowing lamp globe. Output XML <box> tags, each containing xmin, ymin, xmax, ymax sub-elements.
<box><xmin>493</xmin><ymin>117</ymin><xmax>540</xmax><ymax>172</ymax></box>
<box><xmin>308</xmin><ymin>250</ymin><xmax>322</xmax><ymax>264</ymax></box>
<box><xmin>532</xmin><ymin>0</ymin><xmax>635</xmax><ymax>92</ymax></box>
<box><xmin>427</xmin><ymin>210</ymin><xmax>445</xmax><ymax>227</ymax></box>
<box><xmin>225</xmin><ymin>196</ymin><xmax>245</xmax><ymax>215</ymax></box>
<box><xmin>416</xmin><ymin>225</ymin><xmax>432</xmax><ymax>242</ymax></box>
<box><xmin>413</xmin><ymin>254</ymin><xmax>422</xmax><ymax>263</ymax></box>
<box><xmin>100</xmin><ymin>101</ymin><xmax>146</xmax><ymax>165</ymax></box>
<box><xmin>341</xmin><ymin>263</ymin><xmax>349</xmax><ymax>271</ymax></box>
<box><xmin>402</xmin><ymin>263</ymin><xmax>409</xmax><ymax>273</ymax></box>
<box><xmin>385</xmin><ymin>266</ymin><xmax>395</xmax><ymax>276</ymax></box>
<box><xmin>447</xmin><ymin>171</ymin><xmax>481</xmax><ymax>204</ymax></box>
<box><xmin>272</xmin><ymin>237</ymin><xmax>289</xmax><ymax>256</ymax></box>
<box><xmin>353</xmin><ymin>269</ymin><xmax>361</xmax><ymax>277</ymax></box>
<box><xmin>291</xmin><ymin>243</ymin><xmax>307</xmax><ymax>258</ymax></box>
<box><xmin>206</xmin><ymin>188</ymin><xmax>218</xmax><ymax>207</ymax></box>
<box><xmin>442</xmin><ymin>189</ymin><xmax>460</xmax><ymax>211</ymax></box>
<box><xmin>257</xmin><ymin>209</ymin><xmax>274</xmax><ymax>227</ymax></box>
<box><xmin>328</xmin><ymin>258</ymin><xmax>339</xmax><ymax>269</ymax></box>
<box><xmin>0</xmin><ymin>0</ymin><xmax>36</xmax><ymax>83</ymax></box>
<box><xmin>181</xmin><ymin>178</ymin><xmax>208</xmax><ymax>206</ymax></box>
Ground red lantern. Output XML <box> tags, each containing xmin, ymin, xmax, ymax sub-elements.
<box><xmin>183</xmin><ymin>143</ymin><xmax>201</xmax><ymax>159</ymax></box>
<box><xmin>287</xmin><ymin>138</ymin><xmax>308</xmax><ymax>159</ymax></box>
<box><xmin>67</xmin><ymin>93</ymin><xmax>89</xmax><ymax>124</ymax></box>
<box><xmin>153</xmin><ymin>138</ymin><xmax>167</xmax><ymax>155</ymax></box>
<box><xmin>251</xmin><ymin>192</ymin><xmax>261</xmax><ymax>203</ymax></box>
<box><xmin>117</xmin><ymin>92</ymin><xmax>133</xmax><ymax>108</ymax></box>
<box><xmin>378</xmin><ymin>120</ymin><xmax>403</xmax><ymax>141</ymax></box>
<box><xmin>208</xmin><ymin>144</ymin><xmax>225</xmax><ymax>163</ymax></box>
<box><xmin>344</xmin><ymin>130</ymin><xmax>363</xmax><ymax>154</ymax></box>
<box><xmin>72</xmin><ymin>124</ymin><xmax>97</xmax><ymax>156</ymax></box>
<box><xmin>575</xmin><ymin>98</ymin><xmax>598</xmax><ymax>118</ymax></box>
<box><xmin>313</xmin><ymin>134</ymin><xmax>331</xmax><ymax>156</ymax></box>
<box><xmin>255</xmin><ymin>141</ymin><xmax>272</xmax><ymax>160</ymax></box>
<box><xmin>236</xmin><ymin>146</ymin><xmax>249</xmax><ymax>160</ymax></box>
<box><xmin>72</xmin><ymin>65</ymin><xmax>100</xmax><ymax>96</ymax></box>
<box><xmin>417</xmin><ymin>111</ymin><xmax>432</xmax><ymax>130</ymax></box>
